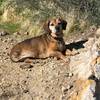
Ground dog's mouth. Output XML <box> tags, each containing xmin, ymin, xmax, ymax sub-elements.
<box><xmin>51</xmin><ymin>32</ymin><xmax>63</xmax><ymax>39</ymax></box>
<box><xmin>49</xmin><ymin>24</ymin><xmax>62</xmax><ymax>32</ymax></box>
<box><xmin>55</xmin><ymin>26</ymin><xmax>61</xmax><ymax>32</ymax></box>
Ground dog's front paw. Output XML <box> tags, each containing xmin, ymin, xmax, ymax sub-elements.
<box><xmin>63</xmin><ymin>57</ymin><xmax>70</xmax><ymax>64</ymax></box>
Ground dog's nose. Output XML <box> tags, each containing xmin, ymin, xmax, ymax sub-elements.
<box><xmin>55</xmin><ymin>26</ymin><xmax>60</xmax><ymax>31</ymax></box>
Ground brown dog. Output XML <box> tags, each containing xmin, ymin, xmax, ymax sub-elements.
<box><xmin>10</xmin><ymin>18</ymin><xmax>67</xmax><ymax>62</ymax></box>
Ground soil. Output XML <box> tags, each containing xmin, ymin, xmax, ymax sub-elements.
<box><xmin>0</xmin><ymin>31</ymin><xmax>96</xmax><ymax>100</ymax></box>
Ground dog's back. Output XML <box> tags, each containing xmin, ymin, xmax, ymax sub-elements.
<box><xmin>10</xmin><ymin>34</ymin><xmax>49</xmax><ymax>62</ymax></box>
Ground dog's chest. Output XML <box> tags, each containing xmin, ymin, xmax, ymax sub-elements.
<box><xmin>57</xmin><ymin>40</ymin><xmax>65</xmax><ymax>51</ymax></box>
<box><xmin>49</xmin><ymin>39</ymin><xmax>65</xmax><ymax>52</ymax></box>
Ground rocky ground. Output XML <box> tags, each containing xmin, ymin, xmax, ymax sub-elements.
<box><xmin>0</xmin><ymin>30</ymin><xmax>100</xmax><ymax>100</ymax></box>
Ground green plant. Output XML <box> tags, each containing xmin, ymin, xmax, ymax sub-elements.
<box><xmin>0</xmin><ymin>22</ymin><xmax>20</xmax><ymax>33</ymax></box>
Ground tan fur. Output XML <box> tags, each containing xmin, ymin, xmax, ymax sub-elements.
<box><xmin>10</xmin><ymin>18</ymin><xmax>67</xmax><ymax>62</ymax></box>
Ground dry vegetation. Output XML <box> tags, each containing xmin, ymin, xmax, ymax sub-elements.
<box><xmin>0</xmin><ymin>0</ymin><xmax>100</xmax><ymax>36</ymax></box>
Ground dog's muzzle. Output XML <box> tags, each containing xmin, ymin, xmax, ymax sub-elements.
<box><xmin>55</xmin><ymin>26</ymin><xmax>60</xmax><ymax>32</ymax></box>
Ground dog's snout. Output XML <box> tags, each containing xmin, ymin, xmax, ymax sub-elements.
<box><xmin>55</xmin><ymin>26</ymin><xmax>60</xmax><ymax>31</ymax></box>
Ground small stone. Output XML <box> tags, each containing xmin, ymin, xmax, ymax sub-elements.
<box><xmin>29</xmin><ymin>69</ymin><xmax>32</xmax><ymax>71</ymax></box>
<box><xmin>69</xmin><ymin>73</ymin><xmax>73</xmax><ymax>77</ymax></box>
<box><xmin>10</xmin><ymin>38</ymin><xmax>14</xmax><ymax>42</ymax></box>
<box><xmin>24</xmin><ymin>32</ymin><xmax>29</xmax><ymax>35</ymax></box>
<box><xmin>0</xmin><ymin>59</ymin><xmax>3</xmax><ymax>63</ymax></box>
<box><xmin>0</xmin><ymin>31</ymin><xmax>9</xmax><ymax>36</ymax></box>
<box><xmin>64</xmin><ymin>73</ymin><xmax>73</xmax><ymax>77</ymax></box>
<box><xmin>7</xmin><ymin>53</ymin><xmax>9</xmax><ymax>56</ymax></box>
<box><xmin>26</xmin><ymin>76</ymin><xmax>29</xmax><ymax>79</ymax></box>
<box><xmin>3</xmin><ymin>52</ymin><xmax>6</xmax><ymax>54</ymax></box>
<box><xmin>0</xmin><ymin>38</ymin><xmax>3</xmax><ymax>41</ymax></box>
<box><xmin>66</xmin><ymin>85</ymin><xmax>71</xmax><ymax>90</ymax></box>
<box><xmin>62</xmin><ymin>86</ymin><xmax>66</xmax><ymax>92</ymax></box>
<box><xmin>62</xmin><ymin>85</ymin><xmax>73</xmax><ymax>94</ymax></box>
<box><xmin>13</xmin><ymin>32</ymin><xmax>21</xmax><ymax>35</ymax></box>
<box><xmin>5</xmin><ymin>47</ymin><xmax>9</xmax><ymax>50</ymax></box>
<box><xmin>64</xmin><ymin>73</ymin><xmax>69</xmax><ymax>77</ymax></box>
<box><xmin>4</xmin><ymin>57</ymin><xmax>9</xmax><ymax>60</ymax></box>
<box><xmin>20</xmin><ymin>63</ymin><xmax>33</xmax><ymax>69</ymax></box>
<box><xmin>2</xmin><ymin>39</ymin><xmax>8</xmax><ymax>43</ymax></box>
<box><xmin>96</xmin><ymin>28</ymin><xmax>100</xmax><ymax>37</ymax></box>
<box><xmin>23</xmin><ymin>89</ymin><xmax>29</xmax><ymax>93</ymax></box>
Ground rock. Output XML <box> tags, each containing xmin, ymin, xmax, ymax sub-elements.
<box><xmin>10</xmin><ymin>38</ymin><xmax>14</xmax><ymax>42</ymax></box>
<box><xmin>62</xmin><ymin>85</ymin><xmax>73</xmax><ymax>93</ymax></box>
<box><xmin>70</xmin><ymin>79</ymin><xmax>96</xmax><ymax>100</ymax></box>
<box><xmin>20</xmin><ymin>63</ymin><xmax>33</xmax><ymax>69</ymax></box>
<box><xmin>95</xmin><ymin>28</ymin><xmax>100</xmax><ymax>37</ymax></box>
<box><xmin>23</xmin><ymin>89</ymin><xmax>29</xmax><ymax>93</ymax></box>
<box><xmin>13</xmin><ymin>32</ymin><xmax>29</xmax><ymax>36</ymax></box>
<box><xmin>94</xmin><ymin>64</ymin><xmax>100</xmax><ymax>80</ymax></box>
<box><xmin>69</xmin><ymin>37</ymin><xmax>100</xmax><ymax>100</ymax></box>
<box><xmin>0</xmin><ymin>31</ymin><xmax>9</xmax><ymax>36</ymax></box>
<box><xmin>70</xmin><ymin>37</ymin><xmax>100</xmax><ymax>79</ymax></box>
<box><xmin>24</xmin><ymin>32</ymin><xmax>29</xmax><ymax>35</ymax></box>
<box><xmin>80</xmin><ymin>80</ymin><xmax>96</xmax><ymax>100</ymax></box>
<box><xmin>64</xmin><ymin>73</ymin><xmax>73</xmax><ymax>78</ymax></box>
<box><xmin>83</xmin><ymin>37</ymin><xmax>95</xmax><ymax>49</ymax></box>
<box><xmin>0</xmin><ymin>38</ymin><xmax>3</xmax><ymax>41</ymax></box>
<box><xmin>13</xmin><ymin>32</ymin><xmax>21</xmax><ymax>35</ymax></box>
<box><xmin>66</xmin><ymin>85</ymin><xmax>73</xmax><ymax>90</ymax></box>
<box><xmin>68</xmin><ymin>73</ymin><xmax>73</xmax><ymax>77</ymax></box>
<box><xmin>2</xmin><ymin>39</ymin><xmax>8</xmax><ymax>43</ymax></box>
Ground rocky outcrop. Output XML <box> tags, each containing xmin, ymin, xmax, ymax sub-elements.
<box><xmin>69</xmin><ymin>37</ymin><xmax>100</xmax><ymax>100</ymax></box>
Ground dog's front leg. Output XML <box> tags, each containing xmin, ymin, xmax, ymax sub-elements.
<box><xmin>49</xmin><ymin>51</ymin><xmax>69</xmax><ymax>63</ymax></box>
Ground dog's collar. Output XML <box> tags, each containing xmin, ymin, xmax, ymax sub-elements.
<box><xmin>51</xmin><ymin>34</ymin><xmax>63</xmax><ymax>40</ymax></box>
<box><xmin>47</xmin><ymin>33</ymin><xmax>63</xmax><ymax>41</ymax></box>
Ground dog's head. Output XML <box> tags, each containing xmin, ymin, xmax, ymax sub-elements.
<box><xmin>43</xmin><ymin>18</ymin><xmax>67</xmax><ymax>38</ymax></box>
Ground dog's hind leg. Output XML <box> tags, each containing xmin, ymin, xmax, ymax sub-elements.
<box><xmin>10</xmin><ymin>50</ymin><xmax>21</xmax><ymax>62</ymax></box>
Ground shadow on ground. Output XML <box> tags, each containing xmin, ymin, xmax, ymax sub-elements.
<box><xmin>65</xmin><ymin>39</ymin><xmax>88</xmax><ymax>50</ymax></box>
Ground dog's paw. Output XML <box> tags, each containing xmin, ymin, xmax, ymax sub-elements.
<box><xmin>66</xmin><ymin>49</ymin><xmax>79</xmax><ymax>56</ymax></box>
<box><xmin>63</xmin><ymin>57</ymin><xmax>70</xmax><ymax>64</ymax></box>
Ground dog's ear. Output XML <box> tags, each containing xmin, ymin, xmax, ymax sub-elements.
<box><xmin>43</xmin><ymin>20</ymin><xmax>51</xmax><ymax>34</ymax></box>
<box><xmin>61</xmin><ymin>19</ymin><xmax>67</xmax><ymax>30</ymax></box>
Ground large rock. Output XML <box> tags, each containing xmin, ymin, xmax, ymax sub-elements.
<box><xmin>70</xmin><ymin>37</ymin><xmax>100</xmax><ymax>79</ymax></box>
<box><xmin>69</xmin><ymin>37</ymin><xmax>100</xmax><ymax>100</ymax></box>
<box><xmin>70</xmin><ymin>79</ymin><xmax>96</xmax><ymax>100</ymax></box>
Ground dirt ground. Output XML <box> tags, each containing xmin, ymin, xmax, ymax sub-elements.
<box><xmin>0</xmin><ymin>29</ymin><xmax>99</xmax><ymax>100</ymax></box>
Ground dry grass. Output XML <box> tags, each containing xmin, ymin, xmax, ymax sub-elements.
<box><xmin>0</xmin><ymin>0</ymin><xmax>99</xmax><ymax>36</ymax></box>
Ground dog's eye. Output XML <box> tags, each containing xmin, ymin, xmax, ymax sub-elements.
<box><xmin>58</xmin><ymin>23</ymin><xmax>61</xmax><ymax>25</ymax></box>
<box><xmin>50</xmin><ymin>23</ymin><xmax>54</xmax><ymax>26</ymax></box>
